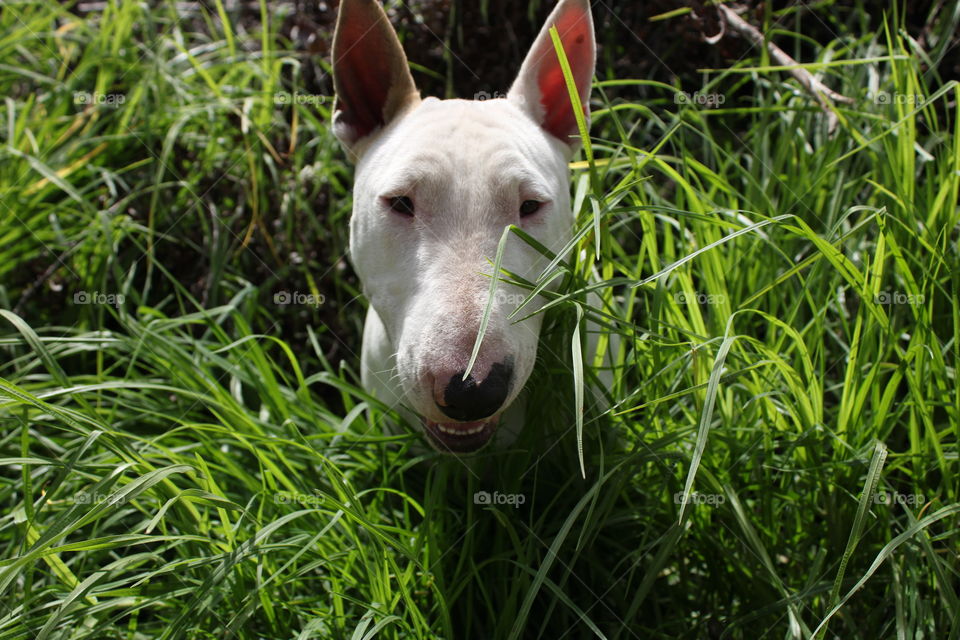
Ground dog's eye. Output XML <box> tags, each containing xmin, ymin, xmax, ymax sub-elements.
<box><xmin>386</xmin><ymin>196</ymin><xmax>415</xmax><ymax>216</ymax></box>
<box><xmin>519</xmin><ymin>200</ymin><xmax>542</xmax><ymax>217</ymax></box>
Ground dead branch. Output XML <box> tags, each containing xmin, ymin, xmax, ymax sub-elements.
<box><xmin>715</xmin><ymin>3</ymin><xmax>854</xmax><ymax>133</ymax></box>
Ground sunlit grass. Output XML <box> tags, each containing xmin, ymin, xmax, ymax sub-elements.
<box><xmin>1</xmin><ymin>1</ymin><xmax>958</xmax><ymax>638</ymax></box>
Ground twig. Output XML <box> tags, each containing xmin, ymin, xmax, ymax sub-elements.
<box><xmin>715</xmin><ymin>3</ymin><xmax>854</xmax><ymax>133</ymax></box>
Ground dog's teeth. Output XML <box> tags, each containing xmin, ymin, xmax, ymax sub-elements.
<box><xmin>436</xmin><ymin>422</ymin><xmax>486</xmax><ymax>436</ymax></box>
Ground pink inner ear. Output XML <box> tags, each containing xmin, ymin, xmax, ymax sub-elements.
<box><xmin>537</xmin><ymin>7</ymin><xmax>593</xmax><ymax>141</ymax></box>
<box><xmin>334</xmin><ymin>16</ymin><xmax>394</xmax><ymax>140</ymax></box>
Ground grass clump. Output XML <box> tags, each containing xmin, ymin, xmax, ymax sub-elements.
<box><xmin>0</xmin><ymin>1</ymin><xmax>958</xmax><ymax>638</ymax></box>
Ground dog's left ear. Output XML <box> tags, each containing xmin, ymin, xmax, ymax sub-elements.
<box><xmin>331</xmin><ymin>0</ymin><xmax>421</xmax><ymax>155</ymax></box>
<box><xmin>507</xmin><ymin>0</ymin><xmax>595</xmax><ymax>150</ymax></box>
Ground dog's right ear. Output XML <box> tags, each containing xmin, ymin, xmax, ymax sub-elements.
<box><xmin>331</xmin><ymin>0</ymin><xmax>420</xmax><ymax>155</ymax></box>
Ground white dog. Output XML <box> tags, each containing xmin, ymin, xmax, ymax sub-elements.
<box><xmin>331</xmin><ymin>0</ymin><xmax>595</xmax><ymax>453</ymax></box>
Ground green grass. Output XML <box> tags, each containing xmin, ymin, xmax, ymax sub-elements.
<box><xmin>1</xmin><ymin>0</ymin><xmax>959</xmax><ymax>638</ymax></box>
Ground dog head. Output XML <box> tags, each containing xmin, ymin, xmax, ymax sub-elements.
<box><xmin>332</xmin><ymin>0</ymin><xmax>595</xmax><ymax>452</ymax></box>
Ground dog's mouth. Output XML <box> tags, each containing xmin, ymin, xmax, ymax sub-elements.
<box><xmin>423</xmin><ymin>415</ymin><xmax>498</xmax><ymax>454</ymax></box>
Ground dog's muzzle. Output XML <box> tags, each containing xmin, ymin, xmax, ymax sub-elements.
<box><xmin>424</xmin><ymin>361</ymin><xmax>513</xmax><ymax>453</ymax></box>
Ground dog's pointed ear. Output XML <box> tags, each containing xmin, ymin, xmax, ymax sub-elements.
<box><xmin>332</xmin><ymin>0</ymin><xmax>420</xmax><ymax>154</ymax></box>
<box><xmin>507</xmin><ymin>0</ymin><xmax>595</xmax><ymax>149</ymax></box>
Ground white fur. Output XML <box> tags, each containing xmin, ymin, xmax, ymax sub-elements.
<box><xmin>332</xmin><ymin>0</ymin><xmax>595</xmax><ymax>451</ymax></box>
<box><xmin>351</xmin><ymin>98</ymin><xmax>572</xmax><ymax>421</ymax></box>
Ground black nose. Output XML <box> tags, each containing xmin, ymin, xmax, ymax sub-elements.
<box><xmin>438</xmin><ymin>362</ymin><xmax>513</xmax><ymax>422</ymax></box>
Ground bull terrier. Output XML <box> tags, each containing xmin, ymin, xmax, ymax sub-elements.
<box><xmin>331</xmin><ymin>0</ymin><xmax>595</xmax><ymax>453</ymax></box>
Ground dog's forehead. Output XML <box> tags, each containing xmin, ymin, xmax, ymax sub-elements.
<box><xmin>361</xmin><ymin>97</ymin><xmax>562</xmax><ymax>180</ymax></box>
<box><xmin>407</xmin><ymin>97</ymin><xmax>537</xmax><ymax>141</ymax></box>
